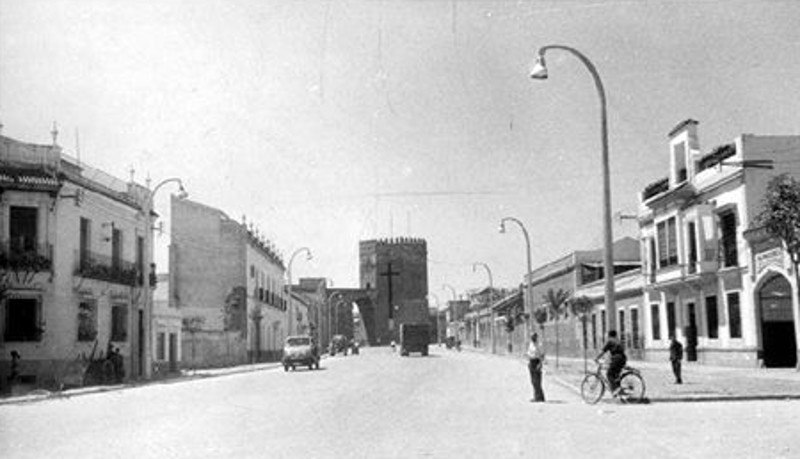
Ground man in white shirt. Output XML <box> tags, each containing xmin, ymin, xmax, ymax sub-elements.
<box><xmin>526</xmin><ymin>333</ymin><xmax>545</xmax><ymax>402</ymax></box>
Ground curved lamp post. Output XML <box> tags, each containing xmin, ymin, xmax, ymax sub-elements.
<box><xmin>530</xmin><ymin>44</ymin><xmax>615</xmax><ymax>334</ymax></box>
<box><xmin>499</xmin><ymin>217</ymin><xmax>532</xmax><ymax>336</ymax></box>
<box><xmin>287</xmin><ymin>247</ymin><xmax>312</xmax><ymax>335</ymax></box>
<box><xmin>142</xmin><ymin>178</ymin><xmax>187</xmax><ymax>379</ymax></box>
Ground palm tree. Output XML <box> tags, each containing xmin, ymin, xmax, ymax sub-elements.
<box><xmin>569</xmin><ymin>295</ymin><xmax>595</xmax><ymax>373</ymax></box>
<box><xmin>533</xmin><ymin>306</ymin><xmax>548</xmax><ymax>344</ymax></box>
<box><xmin>543</xmin><ymin>288</ymin><xmax>571</xmax><ymax>368</ymax></box>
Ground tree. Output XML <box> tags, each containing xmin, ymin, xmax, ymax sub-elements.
<box><xmin>569</xmin><ymin>295</ymin><xmax>595</xmax><ymax>373</ymax></box>
<box><xmin>543</xmin><ymin>288</ymin><xmax>571</xmax><ymax>368</ymax></box>
<box><xmin>756</xmin><ymin>174</ymin><xmax>800</xmax><ymax>296</ymax></box>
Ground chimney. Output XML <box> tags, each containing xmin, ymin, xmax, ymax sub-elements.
<box><xmin>667</xmin><ymin>119</ymin><xmax>700</xmax><ymax>187</ymax></box>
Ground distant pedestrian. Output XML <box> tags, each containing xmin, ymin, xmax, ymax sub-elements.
<box><xmin>9</xmin><ymin>350</ymin><xmax>21</xmax><ymax>384</ymax></box>
<box><xmin>526</xmin><ymin>333</ymin><xmax>545</xmax><ymax>402</ymax></box>
<box><xmin>669</xmin><ymin>335</ymin><xmax>683</xmax><ymax>384</ymax></box>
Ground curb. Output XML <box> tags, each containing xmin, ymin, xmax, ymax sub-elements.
<box><xmin>462</xmin><ymin>346</ymin><xmax>800</xmax><ymax>405</ymax></box>
<box><xmin>548</xmin><ymin>373</ymin><xmax>800</xmax><ymax>404</ymax></box>
<box><xmin>0</xmin><ymin>361</ymin><xmax>285</xmax><ymax>407</ymax></box>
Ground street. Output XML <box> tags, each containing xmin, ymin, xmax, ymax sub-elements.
<box><xmin>1</xmin><ymin>347</ymin><xmax>799</xmax><ymax>458</ymax></box>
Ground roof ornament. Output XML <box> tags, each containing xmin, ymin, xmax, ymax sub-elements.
<box><xmin>51</xmin><ymin>121</ymin><xmax>59</xmax><ymax>146</ymax></box>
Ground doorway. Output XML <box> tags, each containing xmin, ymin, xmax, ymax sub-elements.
<box><xmin>758</xmin><ymin>275</ymin><xmax>797</xmax><ymax>368</ymax></box>
<box><xmin>685</xmin><ymin>303</ymin><xmax>698</xmax><ymax>362</ymax></box>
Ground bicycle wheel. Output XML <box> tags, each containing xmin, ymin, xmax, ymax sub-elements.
<box><xmin>580</xmin><ymin>373</ymin><xmax>605</xmax><ymax>404</ymax></box>
<box><xmin>618</xmin><ymin>371</ymin><xmax>646</xmax><ymax>402</ymax></box>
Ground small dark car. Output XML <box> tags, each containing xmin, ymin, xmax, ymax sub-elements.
<box><xmin>329</xmin><ymin>334</ymin><xmax>349</xmax><ymax>356</ymax></box>
<box><xmin>282</xmin><ymin>335</ymin><xmax>320</xmax><ymax>371</ymax></box>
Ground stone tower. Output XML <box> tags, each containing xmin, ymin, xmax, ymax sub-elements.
<box><xmin>359</xmin><ymin>238</ymin><xmax>428</xmax><ymax>345</ymax></box>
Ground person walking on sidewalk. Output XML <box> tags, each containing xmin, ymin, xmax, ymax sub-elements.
<box><xmin>526</xmin><ymin>333</ymin><xmax>546</xmax><ymax>402</ymax></box>
<box><xmin>596</xmin><ymin>330</ymin><xmax>626</xmax><ymax>396</ymax></box>
<box><xmin>669</xmin><ymin>335</ymin><xmax>684</xmax><ymax>384</ymax></box>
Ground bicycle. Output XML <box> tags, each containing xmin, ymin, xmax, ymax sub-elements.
<box><xmin>580</xmin><ymin>361</ymin><xmax>646</xmax><ymax>404</ymax></box>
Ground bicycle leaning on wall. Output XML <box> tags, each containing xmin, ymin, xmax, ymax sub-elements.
<box><xmin>580</xmin><ymin>360</ymin><xmax>646</xmax><ymax>404</ymax></box>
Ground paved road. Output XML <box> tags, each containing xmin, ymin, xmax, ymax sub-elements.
<box><xmin>1</xmin><ymin>347</ymin><xmax>799</xmax><ymax>458</ymax></box>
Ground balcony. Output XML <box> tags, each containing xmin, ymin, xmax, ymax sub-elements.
<box><xmin>75</xmin><ymin>250</ymin><xmax>138</xmax><ymax>286</ymax></box>
<box><xmin>0</xmin><ymin>239</ymin><xmax>53</xmax><ymax>272</ymax></box>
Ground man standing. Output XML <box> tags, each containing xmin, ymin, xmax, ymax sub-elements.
<box><xmin>526</xmin><ymin>333</ymin><xmax>545</xmax><ymax>402</ymax></box>
<box><xmin>596</xmin><ymin>330</ymin><xmax>626</xmax><ymax>395</ymax></box>
<box><xmin>669</xmin><ymin>335</ymin><xmax>684</xmax><ymax>384</ymax></box>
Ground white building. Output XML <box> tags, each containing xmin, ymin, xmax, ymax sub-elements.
<box><xmin>1</xmin><ymin>133</ymin><xmax>152</xmax><ymax>390</ymax></box>
<box><xmin>639</xmin><ymin>119</ymin><xmax>800</xmax><ymax>368</ymax></box>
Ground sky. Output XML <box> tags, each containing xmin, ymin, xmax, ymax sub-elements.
<box><xmin>2</xmin><ymin>0</ymin><xmax>800</xmax><ymax>306</ymax></box>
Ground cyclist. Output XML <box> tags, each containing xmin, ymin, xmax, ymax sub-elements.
<box><xmin>595</xmin><ymin>330</ymin><xmax>627</xmax><ymax>396</ymax></box>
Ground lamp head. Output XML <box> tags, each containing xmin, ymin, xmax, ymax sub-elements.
<box><xmin>529</xmin><ymin>54</ymin><xmax>548</xmax><ymax>80</ymax></box>
<box><xmin>498</xmin><ymin>221</ymin><xmax>506</xmax><ymax>234</ymax></box>
<box><xmin>176</xmin><ymin>184</ymin><xmax>189</xmax><ymax>200</ymax></box>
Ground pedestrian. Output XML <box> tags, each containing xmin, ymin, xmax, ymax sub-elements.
<box><xmin>9</xmin><ymin>350</ymin><xmax>21</xmax><ymax>384</ymax></box>
<box><xmin>596</xmin><ymin>330</ymin><xmax>627</xmax><ymax>396</ymax></box>
<box><xmin>526</xmin><ymin>333</ymin><xmax>545</xmax><ymax>402</ymax></box>
<box><xmin>113</xmin><ymin>347</ymin><xmax>125</xmax><ymax>383</ymax></box>
<box><xmin>669</xmin><ymin>335</ymin><xmax>684</xmax><ymax>384</ymax></box>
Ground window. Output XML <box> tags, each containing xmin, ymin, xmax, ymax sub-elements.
<box><xmin>705</xmin><ymin>296</ymin><xmax>718</xmax><ymax>339</ymax></box>
<box><xmin>111</xmin><ymin>228</ymin><xmax>122</xmax><ymax>271</ymax></box>
<box><xmin>601</xmin><ymin>310</ymin><xmax>606</xmax><ymax>338</ymax></box>
<box><xmin>727</xmin><ymin>292</ymin><xmax>742</xmax><ymax>338</ymax></box>
<box><xmin>687</xmin><ymin>221</ymin><xmax>698</xmax><ymax>274</ymax></box>
<box><xmin>657</xmin><ymin>217</ymin><xmax>678</xmax><ymax>268</ymax></box>
<box><xmin>250</xmin><ymin>265</ymin><xmax>255</xmax><ymax>278</ymax></box>
<box><xmin>10</xmin><ymin>206</ymin><xmax>38</xmax><ymax>253</ymax></box>
<box><xmin>619</xmin><ymin>310</ymin><xmax>626</xmax><ymax>347</ymax></box>
<box><xmin>80</xmin><ymin>217</ymin><xmax>91</xmax><ymax>268</ymax></box>
<box><xmin>673</xmin><ymin>142</ymin><xmax>687</xmax><ymax>183</ymax></box>
<box><xmin>4</xmin><ymin>297</ymin><xmax>42</xmax><ymax>341</ymax></box>
<box><xmin>77</xmin><ymin>301</ymin><xmax>97</xmax><ymax>342</ymax></box>
<box><xmin>111</xmin><ymin>305</ymin><xmax>128</xmax><ymax>342</ymax></box>
<box><xmin>591</xmin><ymin>312</ymin><xmax>597</xmax><ymax>349</ymax></box>
<box><xmin>136</xmin><ymin>236</ymin><xmax>144</xmax><ymax>284</ymax></box>
<box><xmin>157</xmin><ymin>332</ymin><xmax>166</xmax><ymax>361</ymax></box>
<box><xmin>648</xmin><ymin>238</ymin><xmax>657</xmax><ymax>278</ymax></box>
<box><xmin>666</xmin><ymin>302</ymin><xmax>676</xmax><ymax>338</ymax></box>
<box><xmin>719</xmin><ymin>211</ymin><xmax>738</xmax><ymax>267</ymax></box>
<box><xmin>650</xmin><ymin>304</ymin><xmax>661</xmax><ymax>340</ymax></box>
<box><xmin>631</xmin><ymin>308</ymin><xmax>640</xmax><ymax>349</ymax></box>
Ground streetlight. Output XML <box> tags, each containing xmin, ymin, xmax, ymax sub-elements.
<box><xmin>142</xmin><ymin>178</ymin><xmax>187</xmax><ymax>379</ymax></box>
<box><xmin>530</xmin><ymin>44</ymin><xmax>616</xmax><ymax>334</ymax></box>
<box><xmin>287</xmin><ymin>247</ymin><xmax>312</xmax><ymax>335</ymax></box>
<box><xmin>499</xmin><ymin>217</ymin><xmax>532</xmax><ymax>336</ymax></box>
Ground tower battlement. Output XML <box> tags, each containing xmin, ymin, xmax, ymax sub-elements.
<box><xmin>362</xmin><ymin>237</ymin><xmax>427</xmax><ymax>247</ymax></box>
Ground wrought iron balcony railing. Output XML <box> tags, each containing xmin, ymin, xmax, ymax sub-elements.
<box><xmin>74</xmin><ymin>249</ymin><xmax>139</xmax><ymax>286</ymax></box>
<box><xmin>0</xmin><ymin>239</ymin><xmax>53</xmax><ymax>272</ymax></box>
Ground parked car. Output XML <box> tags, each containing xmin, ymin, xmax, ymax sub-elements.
<box><xmin>282</xmin><ymin>335</ymin><xmax>320</xmax><ymax>371</ymax></box>
<box><xmin>329</xmin><ymin>334</ymin><xmax>349</xmax><ymax>356</ymax></box>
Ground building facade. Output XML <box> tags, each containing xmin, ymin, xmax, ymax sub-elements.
<box><xmin>526</xmin><ymin>237</ymin><xmax>641</xmax><ymax>359</ymax></box>
<box><xmin>1</xmin><ymin>133</ymin><xmax>151</xmax><ymax>391</ymax></box>
<box><xmin>171</xmin><ymin>197</ymin><xmax>287</xmax><ymax>367</ymax></box>
<box><xmin>639</xmin><ymin>119</ymin><xmax>800</xmax><ymax>367</ymax></box>
<box><xmin>153</xmin><ymin>273</ymin><xmax>181</xmax><ymax>376</ymax></box>
<box><xmin>359</xmin><ymin>238</ymin><xmax>428</xmax><ymax>345</ymax></box>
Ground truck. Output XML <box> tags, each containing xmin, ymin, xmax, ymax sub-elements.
<box><xmin>399</xmin><ymin>323</ymin><xmax>429</xmax><ymax>356</ymax></box>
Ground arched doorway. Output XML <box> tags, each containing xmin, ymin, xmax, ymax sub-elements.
<box><xmin>758</xmin><ymin>274</ymin><xmax>797</xmax><ymax>368</ymax></box>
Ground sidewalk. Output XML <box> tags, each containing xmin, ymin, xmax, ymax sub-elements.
<box><xmin>464</xmin><ymin>345</ymin><xmax>800</xmax><ymax>403</ymax></box>
<box><xmin>0</xmin><ymin>360</ymin><xmax>284</xmax><ymax>406</ymax></box>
